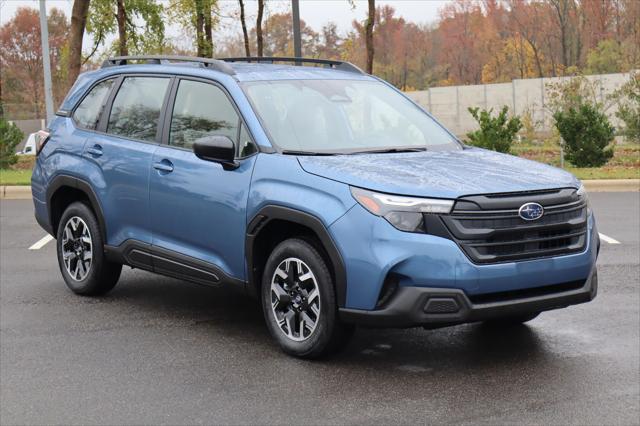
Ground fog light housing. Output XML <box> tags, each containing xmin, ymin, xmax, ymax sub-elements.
<box><xmin>376</xmin><ymin>274</ymin><xmax>400</xmax><ymax>308</ymax></box>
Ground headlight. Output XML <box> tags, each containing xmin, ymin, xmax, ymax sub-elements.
<box><xmin>350</xmin><ymin>187</ymin><xmax>454</xmax><ymax>232</ymax></box>
<box><xmin>576</xmin><ymin>183</ymin><xmax>591</xmax><ymax>212</ymax></box>
<box><xmin>576</xmin><ymin>183</ymin><xmax>587</xmax><ymax>199</ymax></box>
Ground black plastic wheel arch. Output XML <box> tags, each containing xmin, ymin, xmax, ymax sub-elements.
<box><xmin>46</xmin><ymin>174</ymin><xmax>107</xmax><ymax>239</ymax></box>
<box><xmin>246</xmin><ymin>205</ymin><xmax>348</xmax><ymax>307</ymax></box>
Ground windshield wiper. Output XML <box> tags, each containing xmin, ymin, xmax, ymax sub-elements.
<box><xmin>281</xmin><ymin>150</ymin><xmax>337</xmax><ymax>156</ymax></box>
<box><xmin>349</xmin><ymin>147</ymin><xmax>427</xmax><ymax>154</ymax></box>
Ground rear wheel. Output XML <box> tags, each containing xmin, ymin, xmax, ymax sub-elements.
<box><xmin>261</xmin><ymin>238</ymin><xmax>353</xmax><ymax>358</ymax></box>
<box><xmin>56</xmin><ymin>202</ymin><xmax>121</xmax><ymax>296</ymax></box>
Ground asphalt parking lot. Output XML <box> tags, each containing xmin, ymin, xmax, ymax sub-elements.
<box><xmin>1</xmin><ymin>193</ymin><xmax>639</xmax><ymax>425</ymax></box>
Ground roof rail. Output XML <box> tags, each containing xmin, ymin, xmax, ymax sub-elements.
<box><xmin>101</xmin><ymin>55</ymin><xmax>236</xmax><ymax>75</ymax></box>
<box><xmin>220</xmin><ymin>57</ymin><xmax>364</xmax><ymax>74</ymax></box>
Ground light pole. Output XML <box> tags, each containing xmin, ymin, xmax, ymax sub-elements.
<box><xmin>292</xmin><ymin>0</ymin><xmax>302</xmax><ymax>59</ymax></box>
<box><xmin>39</xmin><ymin>0</ymin><xmax>54</xmax><ymax>125</ymax></box>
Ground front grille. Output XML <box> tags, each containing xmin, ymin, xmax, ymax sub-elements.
<box><xmin>438</xmin><ymin>188</ymin><xmax>588</xmax><ymax>264</ymax></box>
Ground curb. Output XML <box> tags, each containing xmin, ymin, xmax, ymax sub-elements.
<box><xmin>0</xmin><ymin>186</ymin><xmax>32</xmax><ymax>200</ymax></box>
<box><xmin>582</xmin><ymin>179</ymin><xmax>640</xmax><ymax>192</ymax></box>
<box><xmin>1</xmin><ymin>180</ymin><xmax>638</xmax><ymax>200</ymax></box>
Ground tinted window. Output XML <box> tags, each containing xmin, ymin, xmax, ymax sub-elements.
<box><xmin>107</xmin><ymin>77</ymin><xmax>170</xmax><ymax>142</ymax></box>
<box><xmin>169</xmin><ymin>80</ymin><xmax>240</xmax><ymax>149</ymax></box>
<box><xmin>73</xmin><ymin>79</ymin><xmax>114</xmax><ymax>130</ymax></box>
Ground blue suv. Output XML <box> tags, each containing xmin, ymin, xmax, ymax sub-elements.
<box><xmin>32</xmin><ymin>56</ymin><xmax>599</xmax><ymax>358</ymax></box>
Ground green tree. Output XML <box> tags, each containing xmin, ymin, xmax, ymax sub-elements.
<box><xmin>167</xmin><ymin>0</ymin><xmax>217</xmax><ymax>57</ymax></box>
<box><xmin>86</xmin><ymin>0</ymin><xmax>165</xmax><ymax>58</ymax></box>
<box><xmin>586</xmin><ymin>40</ymin><xmax>628</xmax><ymax>74</ymax></box>
<box><xmin>553</xmin><ymin>104</ymin><xmax>615</xmax><ymax>167</ymax></box>
<box><xmin>0</xmin><ymin>118</ymin><xmax>23</xmax><ymax>169</ymax></box>
<box><xmin>466</xmin><ymin>106</ymin><xmax>523</xmax><ymax>153</ymax></box>
<box><xmin>614</xmin><ymin>73</ymin><xmax>640</xmax><ymax>143</ymax></box>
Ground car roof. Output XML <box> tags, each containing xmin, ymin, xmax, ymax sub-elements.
<box><xmin>59</xmin><ymin>60</ymin><xmax>375</xmax><ymax>112</ymax></box>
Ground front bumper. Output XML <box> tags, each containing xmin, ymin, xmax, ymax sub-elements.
<box><xmin>340</xmin><ymin>267</ymin><xmax>597</xmax><ymax>328</ymax></box>
<box><xmin>329</xmin><ymin>202</ymin><xmax>599</xmax><ymax>311</ymax></box>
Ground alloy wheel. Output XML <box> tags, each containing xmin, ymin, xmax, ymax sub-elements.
<box><xmin>270</xmin><ymin>257</ymin><xmax>321</xmax><ymax>342</ymax></box>
<box><xmin>61</xmin><ymin>216</ymin><xmax>93</xmax><ymax>281</ymax></box>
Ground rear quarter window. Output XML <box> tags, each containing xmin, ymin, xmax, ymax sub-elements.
<box><xmin>73</xmin><ymin>79</ymin><xmax>114</xmax><ymax>130</ymax></box>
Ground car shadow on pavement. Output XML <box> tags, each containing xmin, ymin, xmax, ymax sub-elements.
<box><xmin>98</xmin><ymin>269</ymin><xmax>550</xmax><ymax>372</ymax></box>
<box><xmin>336</xmin><ymin>322</ymin><xmax>546</xmax><ymax>370</ymax></box>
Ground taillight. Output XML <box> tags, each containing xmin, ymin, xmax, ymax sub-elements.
<box><xmin>35</xmin><ymin>129</ymin><xmax>50</xmax><ymax>155</ymax></box>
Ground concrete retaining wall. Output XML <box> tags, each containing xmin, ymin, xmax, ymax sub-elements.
<box><xmin>407</xmin><ymin>72</ymin><xmax>632</xmax><ymax>136</ymax></box>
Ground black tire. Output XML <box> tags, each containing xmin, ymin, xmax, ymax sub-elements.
<box><xmin>56</xmin><ymin>201</ymin><xmax>122</xmax><ymax>296</ymax></box>
<box><xmin>484</xmin><ymin>312</ymin><xmax>540</xmax><ymax>326</ymax></box>
<box><xmin>261</xmin><ymin>238</ymin><xmax>354</xmax><ymax>359</ymax></box>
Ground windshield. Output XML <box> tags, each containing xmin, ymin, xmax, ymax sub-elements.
<box><xmin>242</xmin><ymin>79</ymin><xmax>459</xmax><ymax>154</ymax></box>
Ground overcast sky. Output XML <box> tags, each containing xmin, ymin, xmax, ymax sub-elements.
<box><xmin>0</xmin><ymin>0</ymin><xmax>449</xmax><ymax>41</ymax></box>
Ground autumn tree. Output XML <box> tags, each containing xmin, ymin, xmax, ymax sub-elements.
<box><xmin>437</xmin><ymin>1</ymin><xmax>487</xmax><ymax>84</ymax></box>
<box><xmin>207</xmin><ymin>0</ymin><xmax>639</xmax><ymax>89</ymax></box>
<box><xmin>259</xmin><ymin>13</ymin><xmax>318</xmax><ymax>57</ymax></box>
<box><xmin>508</xmin><ymin>0</ymin><xmax>547</xmax><ymax>78</ymax></box>
<box><xmin>0</xmin><ymin>7</ymin><xmax>69</xmax><ymax>119</ymax></box>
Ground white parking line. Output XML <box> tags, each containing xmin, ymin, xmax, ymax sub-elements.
<box><xmin>599</xmin><ymin>233</ymin><xmax>621</xmax><ymax>245</ymax></box>
<box><xmin>28</xmin><ymin>235</ymin><xmax>54</xmax><ymax>250</ymax></box>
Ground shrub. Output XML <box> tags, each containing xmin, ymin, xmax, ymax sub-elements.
<box><xmin>466</xmin><ymin>106</ymin><xmax>523</xmax><ymax>153</ymax></box>
<box><xmin>519</xmin><ymin>108</ymin><xmax>541</xmax><ymax>144</ymax></box>
<box><xmin>553</xmin><ymin>104</ymin><xmax>615</xmax><ymax>167</ymax></box>
<box><xmin>0</xmin><ymin>117</ymin><xmax>24</xmax><ymax>169</ymax></box>
<box><xmin>614</xmin><ymin>73</ymin><xmax>640</xmax><ymax>143</ymax></box>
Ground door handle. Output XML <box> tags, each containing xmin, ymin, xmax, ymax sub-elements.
<box><xmin>153</xmin><ymin>160</ymin><xmax>174</xmax><ymax>173</ymax></box>
<box><xmin>86</xmin><ymin>145</ymin><xmax>103</xmax><ymax>157</ymax></box>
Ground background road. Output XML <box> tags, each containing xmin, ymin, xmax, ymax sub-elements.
<box><xmin>1</xmin><ymin>193</ymin><xmax>639</xmax><ymax>425</ymax></box>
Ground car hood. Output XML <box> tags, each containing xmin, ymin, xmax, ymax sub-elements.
<box><xmin>297</xmin><ymin>148</ymin><xmax>580</xmax><ymax>199</ymax></box>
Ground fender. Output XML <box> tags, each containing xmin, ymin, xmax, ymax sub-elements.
<box><xmin>46</xmin><ymin>174</ymin><xmax>107</xmax><ymax>239</ymax></box>
<box><xmin>246</xmin><ymin>205</ymin><xmax>348</xmax><ymax>307</ymax></box>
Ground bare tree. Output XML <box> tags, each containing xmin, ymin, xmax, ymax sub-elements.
<box><xmin>550</xmin><ymin>0</ymin><xmax>576</xmax><ymax>70</ymax></box>
<box><xmin>69</xmin><ymin>0</ymin><xmax>89</xmax><ymax>84</ymax></box>
<box><xmin>256</xmin><ymin>0</ymin><xmax>264</xmax><ymax>57</ymax></box>
<box><xmin>204</xmin><ymin>0</ymin><xmax>213</xmax><ymax>57</ymax></box>
<box><xmin>365</xmin><ymin>0</ymin><xmax>375</xmax><ymax>73</ymax></box>
<box><xmin>239</xmin><ymin>0</ymin><xmax>250</xmax><ymax>56</ymax></box>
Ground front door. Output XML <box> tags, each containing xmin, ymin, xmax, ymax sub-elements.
<box><xmin>149</xmin><ymin>78</ymin><xmax>258</xmax><ymax>284</ymax></box>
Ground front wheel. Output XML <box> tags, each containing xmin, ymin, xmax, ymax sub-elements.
<box><xmin>261</xmin><ymin>238</ymin><xmax>353</xmax><ymax>358</ymax></box>
<box><xmin>56</xmin><ymin>202</ymin><xmax>122</xmax><ymax>296</ymax></box>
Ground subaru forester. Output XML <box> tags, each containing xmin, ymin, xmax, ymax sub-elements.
<box><xmin>31</xmin><ymin>56</ymin><xmax>599</xmax><ymax>358</ymax></box>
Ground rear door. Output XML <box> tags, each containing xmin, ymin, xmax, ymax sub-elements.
<box><xmin>148</xmin><ymin>77</ymin><xmax>258</xmax><ymax>284</ymax></box>
<box><xmin>84</xmin><ymin>75</ymin><xmax>172</xmax><ymax>246</ymax></box>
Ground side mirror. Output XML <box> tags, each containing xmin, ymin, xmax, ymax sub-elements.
<box><xmin>193</xmin><ymin>135</ymin><xmax>238</xmax><ymax>170</ymax></box>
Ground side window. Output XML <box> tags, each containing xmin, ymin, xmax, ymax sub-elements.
<box><xmin>73</xmin><ymin>79</ymin><xmax>114</xmax><ymax>130</ymax></box>
<box><xmin>107</xmin><ymin>77</ymin><xmax>170</xmax><ymax>142</ymax></box>
<box><xmin>169</xmin><ymin>80</ymin><xmax>240</xmax><ymax>149</ymax></box>
<box><xmin>238</xmin><ymin>124</ymin><xmax>258</xmax><ymax>157</ymax></box>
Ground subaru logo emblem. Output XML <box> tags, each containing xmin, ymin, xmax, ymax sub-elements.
<box><xmin>519</xmin><ymin>202</ymin><xmax>544</xmax><ymax>221</ymax></box>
